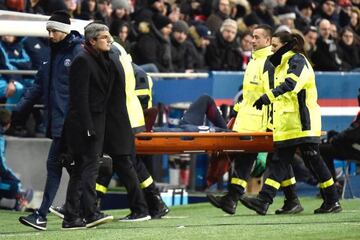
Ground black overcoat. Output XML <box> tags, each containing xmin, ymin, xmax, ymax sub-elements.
<box><xmin>65</xmin><ymin>47</ymin><xmax>114</xmax><ymax>156</ymax></box>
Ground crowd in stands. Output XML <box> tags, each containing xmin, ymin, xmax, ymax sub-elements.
<box><xmin>1</xmin><ymin>0</ymin><xmax>360</xmax><ymax>73</ymax></box>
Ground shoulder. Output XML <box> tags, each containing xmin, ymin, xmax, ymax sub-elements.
<box><xmin>289</xmin><ymin>53</ymin><xmax>305</xmax><ymax>63</ymax></box>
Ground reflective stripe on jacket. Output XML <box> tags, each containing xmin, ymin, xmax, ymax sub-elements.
<box><xmin>265</xmin><ymin>51</ymin><xmax>321</xmax><ymax>146</ymax></box>
<box><xmin>112</xmin><ymin>42</ymin><xmax>145</xmax><ymax>133</ymax></box>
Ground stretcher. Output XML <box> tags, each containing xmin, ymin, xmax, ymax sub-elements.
<box><xmin>135</xmin><ymin>132</ymin><xmax>273</xmax><ymax>154</ymax></box>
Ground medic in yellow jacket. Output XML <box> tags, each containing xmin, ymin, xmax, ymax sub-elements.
<box><xmin>232</xmin><ymin>45</ymin><xmax>272</xmax><ymax>133</ymax></box>
<box><xmin>253</xmin><ymin>45</ymin><xmax>321</xmax><ymax>147</ymax></box>
<box><xmin>112</xmin><ymin>42</ymin><xmax>153</xmax><ymax>133</ymax></box>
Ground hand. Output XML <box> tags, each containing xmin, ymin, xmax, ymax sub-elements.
<box><xmin>252</xmin><ymin>94</ymin><xmax>270</xmax><ymax>110</ymax></box>
<box><xmin>5</xmin><ymin>81</ymin><xmax>16</xmax><ymax>98</ymax></box>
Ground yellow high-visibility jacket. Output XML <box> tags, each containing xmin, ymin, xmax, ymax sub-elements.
<box><xmin>112</xmin><ymin>42</ymin><xmax>146</xmax><ymax>133</ymax></box>
<box><xmin>263</xmin><ymin>50</ymin><xmax>321</xmax><ymax>147</ymax></box>
<box><xmin>232</xmin><ymin>46</ymin><xmax>272</xmax><ymax>132</ymax></box>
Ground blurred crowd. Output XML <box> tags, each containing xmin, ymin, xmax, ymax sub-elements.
<box><xmin>1</xmin><ymin>0</ymin><xmax>360</xmax><ymax>74</ymax></box>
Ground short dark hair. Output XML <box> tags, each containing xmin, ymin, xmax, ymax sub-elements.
<box><xmin>0</xmin><ymin>108</ymin><xmax>11</xmax><ymax>127</ymax></box>
<box><xmin>254</xmin><ymin>24</ymin><xmax>273</xmax><ymax>38</ymax></box>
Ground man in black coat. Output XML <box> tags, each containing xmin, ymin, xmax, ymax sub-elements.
<box><xmin>205</xmin><ymin>19</ymin><xmax>242</xmax><ymax>71</ymax></box>
<box><xmin>62</xmin><ymin>23</ymin><xmax>115</xmax><ymax>229</ymax></box>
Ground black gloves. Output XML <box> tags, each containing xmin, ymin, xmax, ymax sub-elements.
<box><xmin>357</xmin><ymin>88</ymin><xmax>360</xmax><ymax>107</ymax></box>
<box><xmin>269</xmin><ymin>40</ymin><xmax>297</xmax><ymax>67</ymax></box>
<box><xmin>253</xmin><ymin>94</ymin><xmax>271</xmax><ymax>110</ymax></box>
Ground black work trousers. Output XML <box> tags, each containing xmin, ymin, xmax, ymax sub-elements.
<box><xmin>260</xmin><ymin>143</ymin><xmax>338</xmax><ymax>204</ymax></box>
<box><xmin>111</xmin><ymin>154</ymin><xmax>149</xmax><ymax>214</ymax></box>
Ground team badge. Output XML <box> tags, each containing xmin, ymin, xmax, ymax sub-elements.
<box><xmin>64</xmin><ymin>59</ymin><xmax>71</xmax><ymax>67</ymax></box>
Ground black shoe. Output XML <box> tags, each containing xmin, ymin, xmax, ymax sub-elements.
<box><xmin>62</xmin><ymin>218</ymin><xmax>86</xmax><ymax>230</ymax></box>
<box><xmin>119</xmin><ymin>212</ymin><xmax>151</xmax><ymax>222</ymax></box>
<box><xmin>145</xmin><ymin>191</ymin><xmax>170</xmax><ymax>219</ymax></box>
<box><xmin>19</xmin><ymin>210</ymin><xmax>47</xmax><ymax>231</ymax></box>
<box><xmin>86</xmin><ymin>212</ymin><xmax>113</xmax><ymax>228</ymax></box>
<box><xmin>275</xmin><ymin>198</ymin><xmax>304</xmax><ymax>215</ymax></box>
<box><xmin>314</xmin><ymin>201</ymin><xmax>342</xmax><ymax>214</ymax></box>
<box><xmin>207</xmin><ymin>194</ymin><xmax>237</xmax><ymax>215</ymax></box>
<box><xmin>239</xmin><ymin>195</ymin><xmax>269</xmax><ymax>215</ymax></box>
<box><xmin>49</xmin><ymin>205</ymin><xmax>65</xmax><ymax>219</ymax></box>
<box><xmin>150</xmin><ymin>201</ymin><xmax>170</xmax><ymax>219</ymax></box>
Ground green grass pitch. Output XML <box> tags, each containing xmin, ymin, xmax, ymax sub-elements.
<box><xmin>1</xmin><ymin>197</ymin><xmax>359</xmax><ymax>240</ymax></box>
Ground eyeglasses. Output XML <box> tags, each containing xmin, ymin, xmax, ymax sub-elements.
<box><xmin>96</xmin><ymin>35</ymin><xmax>113</xmax><ymax>43</ymax></box>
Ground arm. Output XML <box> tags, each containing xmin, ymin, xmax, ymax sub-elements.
<box><xmin>68</xmin><ymin>55</ymin><xmax>94</xmax><ymax>135</ymax></box>
<box><xmin>253</xmin><ymin>54</ymin><xmax>308</xmax><ymax>109</ymax></box>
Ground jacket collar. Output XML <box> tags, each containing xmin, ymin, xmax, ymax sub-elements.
<box><xmin>279</xmin><ymin>50</ymin><xmax>296</xmax><ymax>66</ymax></box>
<box><xmin>252</xmin><ymin>46</ymin><xmax>272</xmax><ymax>59</ymax></box>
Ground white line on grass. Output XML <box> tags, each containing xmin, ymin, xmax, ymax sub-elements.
<box><xmin>163</xmin><ymin>216</ymin><xmax>189</xmax><ymax>219</ymax></box>
<box><xmin>0</xmin><ymin>233</ymin><xmax>40</xmax><ymax>238</ymax></box>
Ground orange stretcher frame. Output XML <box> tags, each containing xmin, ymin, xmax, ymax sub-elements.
<box><xmin>135</xmin><ymin>132</ymin><xmax>273</xmax><ymax>154</ymax></box>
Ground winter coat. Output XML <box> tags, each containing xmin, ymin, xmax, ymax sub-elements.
<box><xmin>16</xmin><ymin>31</ymin><xmax>83</xmax><ymax>138</ymax></box>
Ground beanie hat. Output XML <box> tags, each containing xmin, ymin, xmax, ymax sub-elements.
<box><xmin>220</xmin><ymin>18</ymin><xmax>238</xmax><ymax>32</ymax></box>
<box><xmin>173</xmin><ymin>20</ymin><xmax>189</xmax><ymax>33</ymax></box>
<box><xmin>195</xmin><ymin>24</ymin><xmax>212</xmax><ymax>38</ymax></box>
<box><xmin>46</xmin><ymin>10</ymin><xmax>71</xmax><ymax>34</ymax></box>
<box><xmin>153</xmin><ymin>14</ymin><xmax>171</xmax><ymax>30</ymax></box>
<box><xmin>112</xmin><ymin>0</ymin><xmax>131</xmax><ymax>11</ymax></box>
<box><xmin>276</xmin><ymin>6</ymin><xmax>296</xmax><ymax>21</ymax></box>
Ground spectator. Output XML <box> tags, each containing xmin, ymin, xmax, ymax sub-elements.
<box><xmin>0</xmin><ymin>35</ymin><xmax>33</xmax><ymax>111</ymax></box>
<box><xmin>0</xmin><ymin>109</ymin><xmax>33</xmax><ymax>211</ymax></box>
<box><xmin>133</xmin><ymin>0</ymin><xmax>166</xmax><ymax>26</ymax></box>
<box><xmin>275</xmin><ymin>6</ymin><xmax>297</xmax><ymax>31</ymax></box>
<box><xmin>295</xmin><ymin>0</ymin><xmax>315</xmax><ymax>33</ymax></box>
<box><xmin>63</xmin><ymin>0</ymin><xmax>80</xmax><ymax>18</ymax></box>
<box><xmin>94</xmin><ymin>0</ymin><xmax>112</xmax><ymax>26</ymax></box>
<box><xmin>78</xmin><ymin>0</ymin><xmax>97</xmax><ymax>20</ymax></box>
<box><xmin>338</xmin><ymin>26</ymin><xmax>360</xmax><ymax>70</ymax></box>
<box><xmin>170</xmin><ymin>20</ymin><xmax>196</xmax><ymax>72</ymax></box>
<box><xmin>205</xmin><ymin>18</ymin><xmax>242</xmax><ymax>70</ymax></box>
<box><xmin>338</xmin><ymin>0</ymin><xmax>353</xmax><ymax>27</ymax></box>
<box><xmin>25</xmin><ymin>0</ymin><xmax>67</xmax><ymax>15</ymax></box>
<box><xmin>187</xmin><ymin>23</ymin><xmax>212</xmax><ymax>71</ymax></box>
<box><xmin>303</xmin><ymin>26</ymin><xmax>318</xmax><ymax>59</ymax></box>
<box><xmin>238</xmin><ymin>31</ymin><xmax>252</xmax><ymax>70</ymax></box>
<box><xmin>205</xmin><ymin>0</ymin><xmax>231</xmax><ymax>33</ymax></box>
<box><xmin>249</xmin><ymin>0</ymin><xmax>275</xmax><ymax>27</ymax></box>
<box><xmin>109</xmin><ymin>0</ymin><xmax>132</xmax><ymax>35</ymax></box>
<box><xmin>133</xmin><ymin>14</ymin><xmax>173</xmax><ymax>72</ymax></box>
<box><xmin>311</xmin><ymin>19</ymin><xmax>343</xmax><ymax>71</ymax></box>
<box><xmin>330</xmin><ymin>21</ymin><xmax>339</xmax><ymax>39</ymax></box>
<box><xmin>240</xmin><ymin>12</ymin><xmax>261</xmax><ymax>33</ymax></box>
<box><xmin>349</xmin><ymin>6</ymin><xmax>360</xmax><ymax>36</ymax></box>
<box><xmin>312</xmin><ymin>0</ymin><xmax>339</xmax><ymax>26</ymax></box>
<box><xmin>112</xmin><ymin>22</ymin><xmax>132</xmax><ymax>53</ymax></box>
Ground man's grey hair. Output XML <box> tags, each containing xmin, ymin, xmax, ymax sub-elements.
<box><xmin>84</xmin><ymin>23</ymin><xmax>109</xmax><ymax>41</ymax></box>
